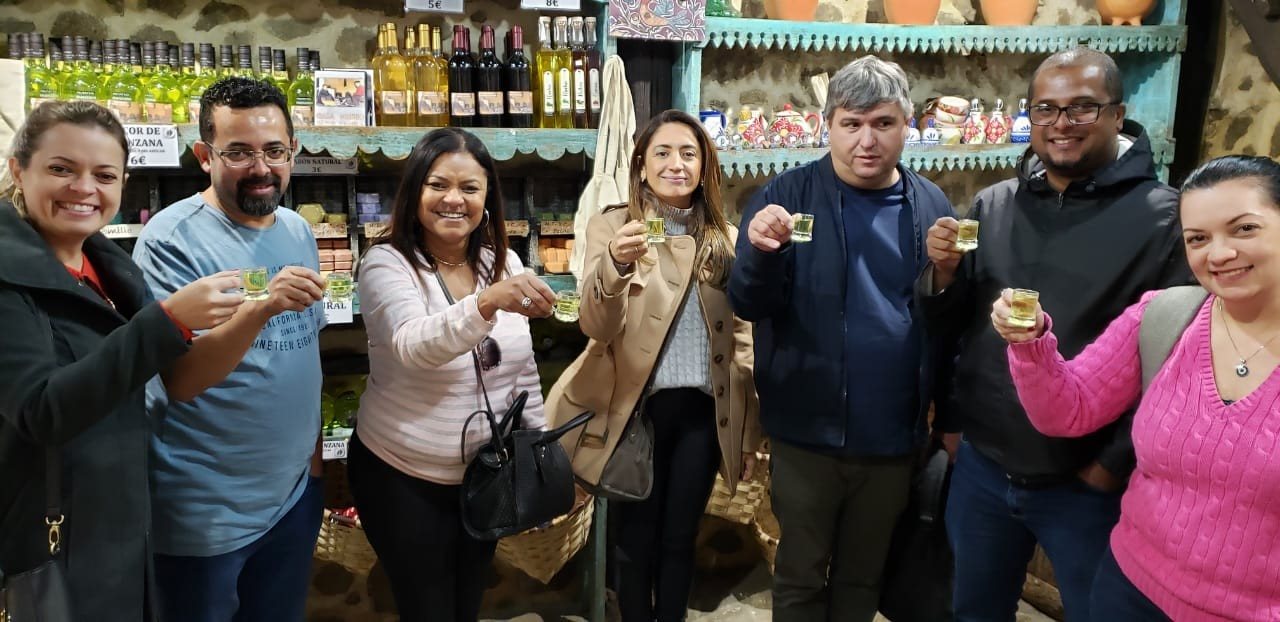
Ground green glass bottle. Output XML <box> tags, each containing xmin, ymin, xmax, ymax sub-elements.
<box><xmin>286</xmin><ymin>47</ymin><xmax>314</xmax><ymax>126</ymax></box>
<box><xmin>24</xmin><ymin>34</ymin><xmax>59</xmax><ymax>112</ymax></box>
<box><xmin>58</xmin><ymin>37</ymin><xmax>99</xmax><ymax>103</ymax></box>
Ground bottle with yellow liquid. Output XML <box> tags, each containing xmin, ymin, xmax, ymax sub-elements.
<box><xmin>373</xmin><ymin>23</ymin><xmax>412</xmax><ymax>127</ymax></box>
<box><xmin>552</xmin><ymin>17</ymin><xmax>573</xmax><ymax>129</ymax></box>
<box><xmin>413</xmin><ymin>24</ymin><xmax>448</xmax><ymax>127</ymax></box>
<box><xmin>534</xmin><ymin>17</ymin><xmax>559</xmax><ymax>129</ymax></box>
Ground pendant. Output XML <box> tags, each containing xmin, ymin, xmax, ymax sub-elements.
<box><xmin>1236</xmin><ymin>362</ymin><xmax>1250</xmax><ymax>378</ymax></box>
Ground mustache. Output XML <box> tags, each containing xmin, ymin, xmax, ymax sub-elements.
<box><xmin>238</xmin><ymin>175</ymin><xmax>282</xmax><ymax>190</ymax></box>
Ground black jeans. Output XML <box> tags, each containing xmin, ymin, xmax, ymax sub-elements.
<box><xmin>615</xmin><ymin>388</ymin><xmax>721</xmax><ymax>622</ymax></box>
<box><xmin>347</xmin><ymin>431</ymin><xmax>497</xmax><ymax>622</ymax></box>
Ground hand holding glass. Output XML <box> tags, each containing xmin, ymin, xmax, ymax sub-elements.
<box><xmin>645</xmin><ymin>217</ymin><xmax>666</xmax><ymax>244</ymax></box>
<box><xmin>1008</xmin><ymin>289</ymin><xmax>1039</xmax><ymax>328</ymax></box>
<box><xmin>241</xmin><ymin>267</ymin><xmax>269</xmax><ymax>301</ymax></box>
<box><xmin>791</xmin><ymin>213</ymin><xmax>814</xmax><ymax>243</ymax></box>
<box><xmin>955</xmin><ymin>219</ymin><xmax>979</xmax><ymax>251</ymax></box>
<box><xmin>326</xmin><ymin>272</ymin><xmax>354</xmax><ymax>303</ymax></box>
<box><xmin>553</xmin><ymin>290</ymin><xmax>581</xmax><ymax>323</ymax></box>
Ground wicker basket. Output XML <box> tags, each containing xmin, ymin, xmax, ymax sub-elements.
<box><xmin>704</xmin><ymin>452</ymin><xmax>771</xmax><ymax>525</ymax></box>
<box><xmin>752</xmin><ymin>491</ymin><xmax>779</xmax><ymax>571</ymax></box>
<box><xmin>495</xmin><ymin>490</ymin><xmax>595</xmax><ymax>584</ymax></box>
<box><xmin>314</xmin><ymin>509</ymin><xmax>378</xmax><ymax>574</ymax></box>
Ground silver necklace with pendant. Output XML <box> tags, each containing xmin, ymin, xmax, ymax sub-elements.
<box><xmin>1218</xmin><ymin>299</ymin><xmax>1280</xmax><ymax>377</ymax></box>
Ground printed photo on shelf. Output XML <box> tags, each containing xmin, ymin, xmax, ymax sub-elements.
<box><xmin>314</xmin><ymin>70</ymin><xmax>372</xmax><ymax>127</ymax></box>
<box><xmin>608</xmin><ymin>0</ymin><xmax>706</xmax><ymax>42</ymax></box>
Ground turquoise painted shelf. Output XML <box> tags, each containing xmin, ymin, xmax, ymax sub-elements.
<box><xmin>174</xmin><ymin>125</ymin><xmax>597</xmax><ymax>161</ymax></box>
<box><xmin>716</xmin><ymin>139</ymin><xmax>1176</xmax><ymax>177</ymax></box>
<box><xmin>701</xmin><ymin>17</ymin><xmax>1187</xmax><ymax>54</ymax></box>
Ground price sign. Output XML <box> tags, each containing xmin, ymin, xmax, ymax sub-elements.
<box><xmin>124</xmin><ymin>124</ymin><xmax>180</xmax><ymax>168</ymax></box>
<box><xmin>325</xmin><ymin>299</ymin><xmax>354</xmax><ymax>325</ymax></box>
<box><xmin>294</xmin><ymin>155</ymin><xmax>357</xmax><ymax>176</ymax></box>
<box><xmin>102</xmin><ymin>223</ymin><xmax>144</xmax><ymax>239</ymax></box>
<box><xmin>322</xmin><ymin>437</ymin><xmax>349</xmax><ymax>460</ymax></box>
<box><xmin>405</xmin><ymin>0</ymin><xmax>464</xmax><ymax>13</ymax></box>
<box><xmin>521</xmin><ymin>0</ymin><xmax>581</xmax><ymax>9</ymax></box>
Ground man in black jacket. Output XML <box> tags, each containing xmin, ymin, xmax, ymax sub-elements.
<box><xmin>730</xmin><ymin>56</ymin><xmax>956</xmax><ymax>622</ymax></box>
<box><xmin>921</xmin><ymin>47</ymin><xmax>1189</xmax><ymax>622</ymax></box>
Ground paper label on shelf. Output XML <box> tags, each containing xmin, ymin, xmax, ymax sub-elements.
<box><xmin>325</xmin><ymin>299</ymin><xmax>354</xmax><ymax>324</ymax></box>
<box><xmin>506</xmin><ymin>220</ymin><xmax>530</xmax><ymax>237</ymax></box>
<box><xmin>405</xmin><ymin>0</ymin><xmax>464</xmax><ymax>12</ymax></box>
<box><xmin>295</xmin><ymin>155</ymin><xmax>358</xmax><ymax>176</ymax></box>
<box><xmin>310</xmin><ymin>223</ymin><xmax>348</xmax><ymax>239</ymax></box>
<box><xmin>124</xmin><ymin>124</ymin><xmax>180</xmax><ymax>168</ymax></box>
<box><xmin>364</xmin><ymin>222</ymin><xmax>390</xmax><ymax>239</ymax></box>
<box><xmin>540</xmin><ymin>220</ymin><xmax>574</xmax><ymax>236</ymax></box>
<box><xmin>322</xmin><ymin>436</ymin><xmax>349</xmax><ymax>460</ymax></box>
<box><xmin>102</xmin><ymin>223</ymin><xmax>145</xmax><ymax>239</ymax></box>
<box><xmin>521</xmin><ymin>0</ymin><xmax>580</xmax><ymax>10</ymax></box>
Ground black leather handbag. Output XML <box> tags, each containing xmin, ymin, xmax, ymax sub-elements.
<box><xmin>2</xmin><ymin>450</ymin><xmax>73</xmax><ymax>622</ymax></box>
<box><xmin>433</xmin><ymin>271</ymin><xmax>591</xmax><ymax>541</ymax></box>
<box><xmin>878</xmin><ymin>446</ymin><xmax>954</xmax><ymax>622</ymax></box>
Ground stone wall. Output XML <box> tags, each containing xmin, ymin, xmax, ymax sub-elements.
<box><xmin>1200</xmin><ymin>2</ymin><xmax>1280</xmax><ymax>160</ymax></box>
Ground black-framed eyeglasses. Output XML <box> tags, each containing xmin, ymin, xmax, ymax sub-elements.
<box><xmin>1027</xmin><ymin>102</ymin><xmax>1118</xmax><ymax>126</ymax></box>
<box><xmin>477</xmin><ymin>336</ymin><xmax>502</xmax><ymax>372</ymax></box>
<box><xmin>202</xmin><ymin>142</ymin><xmax>295</xmax><ymax>168</ymax></box>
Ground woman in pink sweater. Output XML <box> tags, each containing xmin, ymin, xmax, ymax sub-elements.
<box><xmin>993</xmin><ymin>155</ymin><xmax>1280</xmax><ymax>622</ymax></box>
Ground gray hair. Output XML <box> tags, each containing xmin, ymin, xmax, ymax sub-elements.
<box><xmin>823</xmin><ymin>55</ymin><xmax>914</xmax><ymax>121</ymax></box>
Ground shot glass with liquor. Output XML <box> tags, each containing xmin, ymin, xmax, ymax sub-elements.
<box><xmin>1008</xmin><ymin>288</ymin><xmax>1040</xmax><ymax>329</ymax></box>
<box><xmin>241</xmin><ymin>266</ymin><xmax>269</xmax><ymax>301</ymax></box>
<box><xmin>326</xmin><ymin>271</ymin><xmax>354</xmax><ymax>303</ymax></box>
<box><xmin>553</xmin><ymin>290</ymin><xmax>581</xmax><ymax>323</ymax></box>
<box><xmin>791</xmin><ymin>213</ymin><xmax>815</xmax><ymax>243</ymax></box>
<box><xmin>955</xmin><ymin>218</ymin><xmax>979</xmax><ymax>251</ymax></box>
<box><xmin>645</xmin><ymin>216</ymin><xmax>666</xmax><ymax>244</ymax></box>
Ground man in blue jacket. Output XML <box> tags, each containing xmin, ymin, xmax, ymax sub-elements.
<box><xmin>728</xmin><ymin>55</ymin><xmax>955</xmax><ymax>622</ymax></box>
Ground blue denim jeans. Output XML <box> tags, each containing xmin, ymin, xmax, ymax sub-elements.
<box><xmin>154</xmin><ymin>475</ymin><xmax>324</xmax><ymax>622</ymax></box>
<box><xmin>1090</xmin><ymin>546</ymin><xmax>1170</xmax><ymax>622</ymax></box>
<box><xmin>946</xmin><ymin>442</ymin><xmax>1121</xmax><ymax>622</ymax></box>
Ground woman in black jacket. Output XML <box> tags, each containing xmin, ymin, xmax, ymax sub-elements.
<box><xmin>0</xmin><ymin>101</ymin><xmax>243</xmax><ymax>620</ymax></box>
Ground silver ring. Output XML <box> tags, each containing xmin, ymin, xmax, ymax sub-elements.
<box><xmin>520</xmin><ymin>296</ymin><xmax>532</xmax><ymax>309</ymax></box>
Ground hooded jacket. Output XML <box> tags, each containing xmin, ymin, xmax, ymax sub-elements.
<box><xmin>921</xmin><ymin>120</ymin><xmax>1190</xmax><ymax>480</ymax></box>
<box><xmin>0</xmin><ymin>202</ymin><xmax>189</xmax><ymax>620</ymax></box>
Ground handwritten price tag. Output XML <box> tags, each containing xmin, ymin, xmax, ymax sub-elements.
<box><xmin>405</xmin><ymin>0</ymin><xmax>464</xmax><ymax>13</ymax></box>
<box><xmin>520</xmin><ymin>0</ymin><xmax>581</xmax><ymax>9</ymax></box>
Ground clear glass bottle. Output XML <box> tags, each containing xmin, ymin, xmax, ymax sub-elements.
<box><xmin>58</xmin><ymin>37</ymin><xmax>100</xmax><ymax>103</ymax></box>
<box><xmin>219</xmin><ymin>44</ymin><xmax>235</xmax><ymax>78</ymax></box>
<box><xmin>24</xmin><ymin>34</ymin><xmax>59</xmax><ymax>112</ymax></box>
<box><xmin>534</xmin><ymin>17</ymin><xmax>558</xmax><ymax>129</ymax></box>
<box><xmin>374</xmin><ymin>23</ymin><xmax>412</xmax><ymax>127</ymax></box>
<box><xmin>413</xmin><ymin>24</ymin><xmax>448</xmax><ymax>127</ymax></box>
<box><xmin>583</xmin><ymin>17</ymin><xmax>602</xmax><ymax>129</ymax></box>
<box><xmin>552</xmin><ymin>17</ymin><xmax>573</xmax><ymax>129</ymax></box>
<box><xmin>569</xmin><ymin>17</ymin><xmax>589</xmax><ymax>129</ymax></box>
<box><xmin>186</xmin><ymin>43</ymin><xmax>217</xmax><ymax>122</ymax></box>
<box><xmin>143</xmin><ymin>42</ymin><xmax>181</xmax><ymax>123</ymax></box>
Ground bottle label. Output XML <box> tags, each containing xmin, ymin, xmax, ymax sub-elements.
<box><xmin>589</xmin><ymin>68</ymin><xmax>601</xmax><ymax>112</ymax></box>
<box><xmin>451</xmin><ymin>92</ymin><xmax>476</xmax><ymax>117</ymax></box>
<box><xmin>291</xmin><ymin>105</ymin><xmax>314</xmax><ymax>126</ymax></box>
<box><xmin>108</xmin><ymin>99</ymin><xmax>143</xmax><ymax>124</ymax></box>
<box><xmin>144</xmin><ymin>102</ymin><xmax>173</xmax><ymax>124</ymax></box>
<box><xmin>418</xmin><ymin>91</ymin><xmax>447</xmax><ymax>115</ymax></box>
<box><xmin>541</xmin><ymin>70</ymin><xmax>555</xmax><ymax>115</ymax></box>
<box><xmin>573</xmin><ymin>69</ymin><xmax>586</xmax><ymax>113</ymax></box>
<box><xmin>380</xmin><ymin>91</ymin><xmax>408</xmax><ymax>115</ymax></box>
<box><xmin>508</xmin><ymin>91</ymin><xmax>533</xmax><ymax>115</ymax></box>
<box><xmin>477</xmin><ymin>91</ymin><xmax>504</xmax><ymax>116</ymax></box>
<box><xmin>187</xmin><ymin>100</ymin><xmax>201</xmax><ymax>123</ymax></box>
<box><xmin>557</xmin><ymin>67</ymin><xmax>571</xmax><ymax>113</ymax></box>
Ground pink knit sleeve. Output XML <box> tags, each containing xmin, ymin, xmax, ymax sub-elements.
<box><xmin>1006</xmin><ymin>291</ymin><xmax>1157</xmax><ymax>437</ymax></box>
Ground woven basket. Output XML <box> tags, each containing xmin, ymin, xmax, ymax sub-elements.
<box><xmin>704</xmin><ymin>452</ymin><xmax>771</xmax><ymax>525</ymax></box>
<box><xmin>495</xmin><ymin>490</ymin><xmax>595</xmax><ymax>584</ymax></box>
<box><xmin>314</xmin><ymin>509</ymin><xmax>378</xmax><ymax>574</ymax></box>
<box><xmin>752</xmin><ymin>491</ymin><xmax>780</xmax><ymax>571</ymax></box>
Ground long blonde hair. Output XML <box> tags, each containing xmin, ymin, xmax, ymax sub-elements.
<box><xmin>628</xmin><ymin>110</ymin><xmax>735</xmax><ymax>288</ymax></box>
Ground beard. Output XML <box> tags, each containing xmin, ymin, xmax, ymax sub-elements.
<box><xmin>234</xmin><ymin>174</ymin><xmax>283</xmax><ymax>217</ymax></box>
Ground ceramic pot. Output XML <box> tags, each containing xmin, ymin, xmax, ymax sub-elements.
<box><xmin>979</xmin><ymin>0</ymin><xmax>1039</xmax><ymax>25</ymax></box>
<box><xmin>1096</xmin><ymin>0</ymin><xmax>1156</xmax><ymax>25</ymax></box>
<box><xmin>763</xmin><ymin>0</ymin><xmax>819</xmax><ymax>21</ymax></box>
<box><xmin>884</xmin><ymin>0</ymin><xmax>942</xmax><ymax>25</ymax></box>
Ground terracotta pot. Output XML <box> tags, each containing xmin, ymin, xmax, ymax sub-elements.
<box><xmin>1096</xmin><ymin>0</ymin><xmax>1156</xmax><ymax>25</ymax></box>
<box><xmin>763</xmin><ymin>0</ymin><xmax>819</xmax><ymax>21</ymax></box>
<box><xmin>884</xmin><ymin>0</ymin><xmax>942</xmax><ymax>25</ymax></box>
<box><xmin>979</xmin><ymin>0</ymin><xmax>1039</xmax><ymax>25</ymax></box>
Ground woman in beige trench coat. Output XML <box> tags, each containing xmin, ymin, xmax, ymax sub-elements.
<box><xmin>547</xmin><ymin>110</ymin><xmax>762</xmax><ymax>622</ymax></box>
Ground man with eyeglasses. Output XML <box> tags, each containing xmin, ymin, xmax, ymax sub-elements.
<box><xmin>132</xmin><ymin>77</ymin><xmax>328</xmax><ymax>621</ymax></box>
<box><xmin>919</xmin><ymin>47</ymin><xmax>1190</xmax><ymax>621</ymax></box>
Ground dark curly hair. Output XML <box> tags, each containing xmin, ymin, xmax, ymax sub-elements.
<box><xmin>198</xmin><ymin>77</ymin><xmax>294</xmax><ymax>143</ymax></box>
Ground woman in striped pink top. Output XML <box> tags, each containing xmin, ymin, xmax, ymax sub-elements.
<box><xmin>346</xmin><ymin>128</ymin><xmax>557</xmax><ymax>622</ymax></box>
<box><xmin>992</xmin><ymin>155</ymin><xmax>1280</xmax><ymax>621</ymax></box>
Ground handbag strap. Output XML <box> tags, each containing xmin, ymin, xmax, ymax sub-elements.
<box><xmin>27</xmin><ymin>292</ymin><xmax>64</xmax><ymax>557</ymax></box>
<box><xmin>430</xmin><ymin>268</ymin><xmax>507</xmax><ymax>464</ymax></box>
<box><xmin>579</xmin><ymin>270</ymin><xmax>695</xmax><ymax>447</ymax></box>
